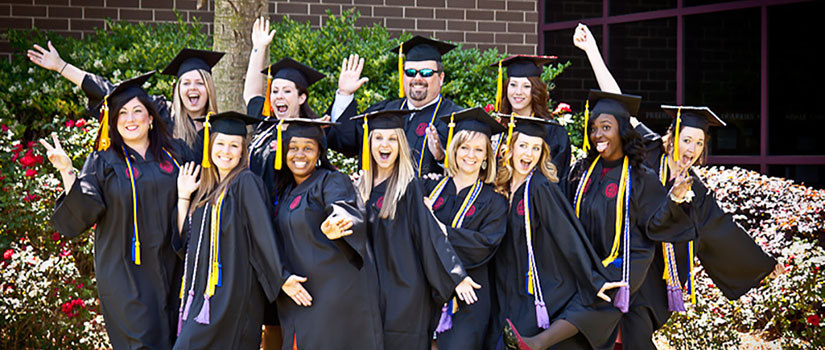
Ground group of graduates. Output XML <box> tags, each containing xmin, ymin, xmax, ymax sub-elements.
<box><xmin>27</xmin><ymin>19</ymin><xmax>784</xmax><ymax>350</ymax></box>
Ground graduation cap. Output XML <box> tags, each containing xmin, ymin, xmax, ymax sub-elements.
<box><xmin>260</xmin><ymin>57</ymin><xmax>325</xmax><ymax>118</ymax></box>
<box><xmin>198</xmin><ymin>111</ymin><xmax>262</xmax><ymax>168</ymax></box>
<box><xmin>491</xmin><ymin>55</ymin><xmax>557</xmax><ymax>112</ymax></box>
<box><xmin>94</xmin><ymin>71</ymin><xmax>155</xmax><ymax>151</ymax></box>
<box><xmin>160</xmin><ymin>48</ymin><xmax>225</xmax><ymax>78</ymax></box>
<box><xmin>439</xmin><ymin>107</ymin><xmax>506</xmax><ymax>168</ymax></box>
<box><xmin>350</xmin><ymin>110</ymin><xmax>409</xmax><ymax>171</ymax></box>
<box><xmin>661</xmin><ymin>105</ymin><xmax>725</xmax><ymax>162</ymax></box>
<box><xmin>270</xmin><ymin>118</ymin><xmax>337</xmax><ymax>170</ymax></box>
<box><xmin>391</xmin><ymin>36</ymin><xmax>456</xmax><ymax>98</ymax></box>
<box><xmin>581</xmin><ymin>90</ymin><xmax>642</xmax><ymax>153</ymax></box>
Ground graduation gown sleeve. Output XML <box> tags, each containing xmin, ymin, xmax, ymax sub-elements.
<box><xmin>322</xmin><ymin>171</ymin><xmax>368</xmax><ymax>269</ymax></box>
<box><xmin>544</xmin><ymin>123</ymin><xmax>572</xmax><ymax>179</ymax></box>
<box><xmin>326</xmin><ymin>99</ymin><xmax>393</xmax><ymax>158</ymax></box>
<box><xmin>240</xmin><ymin>172</ymin><xmax>288</xmax><ymax>302</ymax></box>
<box><xmin>52</xmin><ymin>150</ymin><xmax>107</xmax><ymax>238</ymax></box>
<box><xmin>442</xmin><ymin>189</ymin><xmax>507</xmax><ymax>269</ymax></box>
<box><xmin>635</xmin><ymin>166</ymin><xmax>698</xmax><ymax>244</ymax></box>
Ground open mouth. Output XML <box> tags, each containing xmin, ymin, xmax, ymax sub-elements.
<box><xmin>378</xmin><ymin>151</ymin><xmax>392</xmax><ymax>161</ymax></box>
<box><xmin>409</xmin><ymin>81</ymin><xmax>428</xmax><ymax>90</ymax></box>
<box><xmin>216</xmin><ymin>154</ymin><xmax>234</xmax><ymax>163</ymax></box>
<box><xmin>292</xmin><ymin>160</ymin><xmax>307</xmax><ymax>169</ymax></box>
<box><xmin>275</xmin><ymin>103</ymin><xmax>288</xmax><ymax>114</ymax></box>
<box><xmin>124</xmin><ymin>125</ymin><xmax>140</xmax><ymax>132</ymax></box>
<box><xmin>187</xmin><ymin>93</ymin><xmax>200</xmax><ymax>106</ymax></box>
<box><xmin>596</xmin><ymin>141</ymin><xmax>608</xmax><ymax>153</ymax></box>
<box><xmin>518</xmin><ymin>158</ymin><xmax>532</xmax><ymax>170</ymax></box>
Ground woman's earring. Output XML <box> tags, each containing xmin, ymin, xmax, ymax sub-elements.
<box><xmin>317</xmin><ymin>158</ymin><xmax>321</xmax><ymax>167</ymax></box>
<box><xmin>481</xmin><ymin>160</ymin><xmax>488</xmax><ymax>170</ymax></box>
<box><xmin>149</xmin><ymin>122</ymin><xmax>154</xmax><ymax>130</ymax></box>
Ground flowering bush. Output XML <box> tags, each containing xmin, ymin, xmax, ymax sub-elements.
<box><xmin>657</xmin><ymin>166</ymin><xmax>825</xmax><ymax>349</ymax></box>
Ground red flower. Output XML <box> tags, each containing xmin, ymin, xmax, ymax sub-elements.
<box><xmin>75</xmin><ymin>119</ymin><xmax>86</xmax><ymax>127</ymax></box>
<box><xmin>553</xmin><ymin>103</ymin><xmax>572</xmax><ymax>114</ymax></box>
<box><xmin>484</xmin><ymin>104</ymin><xmax>495</xmax><ymax>113</ymax></box>
<box><xmin>27</xmin><ymin>141</ymin><xmax>36</xmax><ymax>148</ymax></box>
<box><xmin>25</xmin><ymin>169</ymin><xmax>37</xmax><ymax>177</ymax></box>
<box><xmin>1</xmin><ymin>124</ymin><xmax>8</xmax><ymax>132</ymax></box>
<box><xmin>51</xmin><ymin>232</ymin><xmax>61</xmax><ymax>241</ymax></box>
<box><xmin>65</xmin><ymin>120</ymin><xmax>75</xmax><ymax>128</ymax></box>
<box><xmin>19</xmin><ymin>151</ymin><xmax>36</xmax><ymax>167</ymax></box>
<box><xmin>12</xmin><ymin>143</ymin><xmax>23</xmax><ymax>153</ymax></box>
<box><xmin>807</xmin><ymin>315</ymin><xmax>820</xmax><ymax>326</ymax></box>
<box><xmin>3</xmin><ymin>249</ymin><xmax>13</xmax><ymax>260</ymax></box>
<box><xmin>23</xmin><ymin>193</ymin><xmax>38</xmax><ymax>202</ymax></box>
<box><xmin>59</xmin><ymin>248</ymin><xmax>71</xmax><ymax>257</ymax></box>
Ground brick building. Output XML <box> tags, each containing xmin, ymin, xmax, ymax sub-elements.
<box><xmin>2</xmin><ymin>0</ymin><xmax>823</xmax><ymax>187</ymax></box>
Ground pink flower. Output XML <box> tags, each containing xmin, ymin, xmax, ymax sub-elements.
<box><xmin>25</xmin><ymin>169</ymin><xmax>37</xmax><ymax>178</ymax></box>
<box><xmin>24</xmin><ymin>193</ymin><xmax>38</xmax><ymax>202</ymax></box>
<box><xmin>1</xmin><ymin>124</ymin><xmax>7</xmax><ymax>132</ymax></box>
<box><xmin>484</xmin><ymin>104</ymin><xmax>495</xmax><ymax>113</ymax></box>
<box><xmin>51</xmin><ymin>232</ymin><xmax>61</xmax><ymax>241</ymax></box>
<box><xmin>59</xmin><ymin>248</ymin><xmax>71</xmax><ymax>257</ymax></box>
<box><xmin>19</xmin><ymin>150</ymin><xmax>36</xmax><ymax>167</ymax></box>
<box><xmin>3</xmin><ymin>249</ymin><xmax>13</xmax><ymax>260</ymax></box>
<box><xmin>75</xmin><ymin>119</ymin><xmax>86</xmax><ymax>127</ymax></box>
<box><xmin>65</xmin><ymin>120</ymin><xmax>75</xmax><ymax>128</ymax></box>
<box><xmin>808</xmin><ymin>315</ymin><xmax>820</xmax><ymax>326</ymax></box>
<box><xmin>553</xmin><ymin>103</ymin><xmax>572</xmax><ymax>114</ymax></box>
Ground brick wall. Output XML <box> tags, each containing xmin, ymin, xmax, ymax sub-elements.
<box><xmin>1</xmin><ymin>0</ymin><xmax>539</xmax><ymax>62</ymax></box>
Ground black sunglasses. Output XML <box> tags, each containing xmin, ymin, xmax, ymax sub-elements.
<box><xmin>404</xmin><ymin>68</ymin><xmax>440</xmax><ymax>78</ymax></box>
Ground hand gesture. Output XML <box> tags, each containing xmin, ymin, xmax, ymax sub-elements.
<box><xmin>320</xmin><ymin>215</ymin><xmax>354</xmax><ymax>240</ymax></box>
<box><xmin>27</xmin><ymin>41</ymin><xmax>65</xmax><ymax>72</ymax></box>
<box><xmin>350</xmin><ymin>169</ymin><xmax>364</xmax><ymax>185</ymax></box>
<box><xmin>39</xmin><ymin>133</ymin><xmax>72</xmax><ymax>172</ymax></box>
<box><xmin>596</xmin><ymin>281</ymin><xmax>627</xmax><ymax>302</ymax></box>
<box><xmin>177</xmin><ymin>162</ymin><xmax>201</xmax><ymax>199</ymax></box>
<box><xmin>338</xmin><ymin>54</ymin><xmax>369</xmax><ymax>96</ymax></box>
<box><xmin>251</xmin><ymin>16</ymin><xmax>276</xmax><ymax>49</ymax></box>
<box><xmin>425</xmin><ymin>125</ymin><xmax>445</xmax><ymax>161</ymax></box>
<box><xmin>455</xmin><ymin>276</ymin><xmax>481</xmax><ymax>305</ymax></box>
<box><xmin>573</xmin><ymin>23</ymin><xmax>598</xmax><ymax>53</ymax></box>
<box><xmin>670</xmin><ymin>157</ymin><xmax>694</xmax><ymax>201</ymax></box>
<box><xmin>423</xmin><ymin>196</ymin><xmax>435</xmax><ymax>211</ymax></box>
<box><xmin>282</xmin><ymin>275</ymin><xmax>312</xmax><ymax>307</ymax></box>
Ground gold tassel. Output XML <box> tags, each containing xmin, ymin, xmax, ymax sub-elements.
<box><xmin>689</xmin><ymin>240</ymin><xmax>696</xmax><ymax>304</ymax></box>
<box><xmin>263</xmin><ymin>66</ymin><xmax>273</xmax><ymax>117</ymax></box>
<box><xmin>673</xmin><ymin>107</ymin><xmax>681</xmax><ymax>162</ymax></box>
<box><xmin>361</xmin><ymin>115</ymin><xmax>370</xmax><ymax>171</ymax></box>
<box><xmin>179</xmin><ymin>275</ymin><xmax>185</xmax><ymax>299</ymax></box>
<box><xmin>504</xmin><ymin>113</ymin><xmax>515</xmax><ymax>167</ymax></box>
<box><xmin>444</xmin><ymin>113</ymin><xmax>455</xmax><ymax>168</ymax></box>
<box><xmin>274</xmin><ymin>119</ymin><xmax>284</xmax><ymax>170</ymax></box>
<box><xmin>494</xmin><ymin>60</ymin><xmax>503</xmax><ymax>112</ymax></box>
<box><xmin>527</xmin><ymin>268</ymin><xmax>534</xmax><ymax>295</ymax></box>
<box><xmin>398</xmin><ymin>43</ymin><xmax>405</xmax><ymax>98</ymax></box>
<box><xmin>582</xmin><ymin>100</ymin><xmax>590</xmax><ymax>153</ymax></box>
<box><xmin>201</xmin><ymin>112</ymin><xmax>212</xmax><ymax>168</ymax></box>
<box><xmin>97</xmin><ymin>97</ymin><xmax>111</xmax><ymax>151</ymax></box>
<box><xmin>451</xmin><ymin>297</ymin><xmax>459</xmax><ymax>314</ymax></box>
<box><xmin>662</xmin><ymin>243</ymin><xmax>670</xmax><ymax>280</ymax></box>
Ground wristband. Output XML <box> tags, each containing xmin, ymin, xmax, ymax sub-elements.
<box><xmin>59</xmin><ymin>62</ymin><xmax>69</xmax><ymax>74</ymax></box>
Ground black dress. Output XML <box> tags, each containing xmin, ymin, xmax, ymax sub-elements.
<box><xmin>366</xmin><ymin>178</ymin><xmax>468</xmax><ymax>350</ymax></box>
<box><xmin>544</xmin><ymin>122</ymin><xmax>572</xmax><ymax>180</ymax></box>
<box><xmin>274</xmin><ymin>168</ymin><xmax>383</xmax><ymax>350</ymax></box>
<box><xmin>52</xmin><ymin>142</ymin><xmax>191</xmax><ymax>350</ymax></box>
<box><xmin>421</xmin><ymin>178</ymin><xmax>508</xmax><ymax>350</ymax></box>
<box><xmin>327</xmin><ymin>97</ymin><xmax>465</xmax><ymax>175</ymax></box>
<box><xmin>172</xmin><ymin>171</ymin><xmax>287</xmax><ymax>349</ymax></box>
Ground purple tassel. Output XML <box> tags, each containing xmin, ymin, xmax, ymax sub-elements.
<box><xmin>614</xmin><ymin>285</ymin><xmax>629</xmax><ymax>313</ymax></box>
<box><xmin>535</xmin><ymin>300</ymin><xmax>550</xmax><ymax>329</ymax></box>
<box><xmin>182</xmin><ymin>290</ymin><xmax>195</xmax><ymax>320</ymax></box>
<box><xmin>176</xmin><ymin>308</ymin><xmax>183</xmax><ymax>336</ymax></box>
<box><xmin>194</xmin><ymin>295</ymin><xmax>210</xmax><ymax>324</ymax></box>
<box><xmin>435</xmin><ymin>305</ymin><xmax>453</xmax><ymax>333</ymax></box>
<box><xmin>667</xmin><ymin>286</ymin><xmax>686</xmax><ymax>312</ymax></box>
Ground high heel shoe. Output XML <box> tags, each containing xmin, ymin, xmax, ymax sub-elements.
<box><xmin>503</xmin><ymin>318</ymin><xmax>532</xmax><ymax>350</ymax></box>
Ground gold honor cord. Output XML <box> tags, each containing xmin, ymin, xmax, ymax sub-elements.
<box><xmin>659</xmin><ymin>153</ymin><xmax>696</xmax><ymax>305</ymax></box>
<box><xmin>416</xmin><ymin>97</ymin><xmax>443</xmax><ymax>177</ymax></box>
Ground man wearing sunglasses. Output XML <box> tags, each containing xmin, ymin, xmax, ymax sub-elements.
<box><xmin>327</xmin><ymin>36</ymin><xmax>465</xmax><ymax>176</ymax></box>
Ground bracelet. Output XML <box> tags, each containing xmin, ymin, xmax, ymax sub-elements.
<box><xmin>178</xmin><ymin>197</ymin><xmax>190</xmax><ymax>201</ymax></box>
<box><xmin>669</xmin><ymin>189</ymin><xmax>695</xmax><ymax>204</ymax></box>
<box><xmin>60</xmin><ymin>167</ymin><xmax>77</xmax><ymax>177</ymax></box>
<box><xmin>59</xmin><ymin>62</ymin><xmax>69</xmax><ymax>74</ymax></box>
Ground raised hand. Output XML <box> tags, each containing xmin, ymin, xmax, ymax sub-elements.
<box><xmin>177</xmin><ymin>162</ymin><xmax>201</xmax><ymax>199</ymax></box>
<box><xmin>425</xmin><ymin>125</ymin><xmax>445</xmax><ymax>161</ymax></box>
<box><xmin>282</xmin><ymin>275</ymin><xmax>313</xmax><ymax>307</ymax></box>
<box><xmin>27</xmin><ymin>41</ymin><xmax>65</xmax><ymax>72</ymax></box>
<box><xmin>39</xmin><ymin>133</ymin><xmax>72</xmax><ymax>172</ymax></box>
<box><xmin>670</xmin><ymin>157</ymin><xmax>694</xmax><ymax>202</ymax></box>
<box><xmin>320</xmin><ymin>215</ymin><xmax>354</xmax><ymax>240</ymax></box>
<box><xmin>251</xmin><ymin>16</ymin><xmax>276</xmax><ymax>49</ymax></box>
<box><xmin>455</xmin><ymin>276</ymin><xmax>481</xmax><ymax>305</ymax></box>
<box><xmin>573</xmin><ymin>23</ymin><xmax>598</xmax><ymax>52</ymax></box>
<box><xmin>596</xmin><ymin>281</ymin><xmax>628</xmax><ymax>302</ymax></box>
<box><xmin>338</xmin><ymin>54</ymin><xmax>369</xmax><ymax>96</ymax></box>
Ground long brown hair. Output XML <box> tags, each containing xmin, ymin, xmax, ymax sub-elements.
<box><xmin>494</xmin><ymin>131</ymin><xmax>557</xmax><ymax>197</ymax></box>
<box><xmin>499</xmin><ymin>76</ymin><xmax>551</xmax><ymax>119</ymax></box>
<box><xmin>189</xmin><ymin>133</ymin><xmax>249</xmax><ymax>212</ymax></box>
<box><xmin>661</xmin><ymin>124</ymin><xmax>709</xmax><ymax>166</ymax></box>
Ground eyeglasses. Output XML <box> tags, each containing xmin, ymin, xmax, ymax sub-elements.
<box><xmin>404</xmin><ymin>68</ymin><xmax>440</xmax><ymax>78</ymax></box>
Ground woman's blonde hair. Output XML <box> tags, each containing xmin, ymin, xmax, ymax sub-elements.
<box><xmin>494</xmin><ymin>131</ymin><xmax>558</xmax><ymax>197</ymax></box>
<box><xmin>444</xmin><ymin>130</ymin><xmax>496</xmax><ymax>184</ymax></box>
<box><xmin>173</xmin><ymin>69</ymin><xmax>219</xmax><ymax>149</ymax></box>
<box><xmin>189</xmin><ymin>133</ymin><xmax>249</xmax><ymax>213</ymax></box>
<box><xmin>356</xmin><ymin>128</ymin><xmax>415</xmax><ymax>220</ymax></box>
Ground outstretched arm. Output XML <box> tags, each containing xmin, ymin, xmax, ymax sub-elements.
<box><xmin>244</xmin><ymin>16</ymin><xmax>276</xmax><ymax>105</ymax></box>
<box><xmin>574</xmin><ymin>24</ymin><xmax>622</xmax><ymax>94</ymax></box>
<box><xmin>27</xmin><ymin>41</ymin><xmax>87</xmax><ymax>87</ymax></box>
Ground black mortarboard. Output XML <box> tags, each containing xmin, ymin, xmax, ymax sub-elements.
<box><xmin>511</xmin><ymin>114</ymin><xmax>554</xmax><ymax>138</ymax></box>
<box><xmin>493</xmin><ymin>54</ymin><xmax>557</xmax><ymax>78</ymax></box>
<box><xmin>260</xmin><ymin>57</ymin><xmax>325</xmax><ymax>89</ymax></box>
<box><xmin>198</xmin><ymin>111</ymin><xmax>261</xmax><ymax>168</ymax></box>
<box><xmin>588</xmin><ymin>90</ymin><xmax>642</xmax><ymax>120</ymax></box>
<box><xmin>94</xmin><ymin>71</ymin><xmax>155</xmax><ymax>151</ymax></box>
<box><xmin>661</xmin><ymin>105</ymin><xmax>726</xmax><ymax>132</ymax></box>
<box><xmin>439</xmin><ymin>107</ymin><xmax>506</xmax><ymax>138</ymax></box>
<box><xmin>351</xmin><ymin>110</ymin><xmax>409</xmax><ymax>171</ymax></box>
<box><xmin>269</xmin><ymin>118</ymin><xmax>336</xmax><ymax>170</ymax></box>
<box><xmin>161</xmin><ymin>48</ymin><xmax>224</xmax><ymax>78</ymax></box>
<box><xmin>391</xmin><ymin>35</ymin><xmax>456</xmax><ymax>62</ymax></box>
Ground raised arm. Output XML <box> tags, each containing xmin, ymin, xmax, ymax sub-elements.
<box><xmin>28</xmin><ymin>41</ymin><xmax>87</xmax><ymax>87</ymax></box>
<box><xmin>573</xmin><ymin>24</ymin><xmax>622</xmax><ymax>94</ymax></box>
<box><xmin>243</xmin><ymin>17</ymin><xmax>276</xmax><ymax>105</ymax></box>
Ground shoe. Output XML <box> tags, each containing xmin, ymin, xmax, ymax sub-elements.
<box><xmin>503</xmin><ymin>318</ymin><xmax>532</xmax><ymax>350</ymax></box>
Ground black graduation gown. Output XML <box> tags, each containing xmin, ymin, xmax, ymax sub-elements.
<box><xmin>366</xmin><ymin>178</ymin><xmax>468</xmax><ymax>350</ymax></box>
<box><xmin>172</xmin><ymin>171</ymin><xmax>287</xmax><ymax>350</ymax></box>
<box><xmin>544</xmin><ymin>123</ymin><xmax>572</xmax><ymax>180</ymax></box>
<box><xmin>619</xmin><ymin>125</ymin><xmax>778</xmax><ymax>349</ymax></box>
<box><xmin>327</xmin><ymin>97</ymin><xmax>465</xmax><ymax>175</ymax></box>
<box><xmin>490</xmin><ymin>172</ymin><xmax>612</xmax><ymax>349</ymax></box>
<box><xmin>52</xmin><ymin>141</ymin><xmax>191</xmax><ymax>350</ymax></box>
<box><xmin>561</xmin><ymin>158</ymin><xmax>697</xmax><ymax>349</ymax></box>
<box><xmin>421</xmin><ymin>178</ymin><xmax>508</xmax><ymax>350</ymax></box>
<box><xmin>274</xmin><ymin>168</ymin><xmax>383</xmax><ymax>350</ymax></box>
